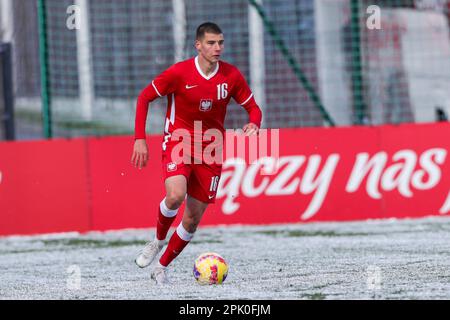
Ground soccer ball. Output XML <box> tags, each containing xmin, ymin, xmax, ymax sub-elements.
<box><xmin>193</xmin><ymin>252</ymin><xmax>229</xmax><ymax>285</ymax></box>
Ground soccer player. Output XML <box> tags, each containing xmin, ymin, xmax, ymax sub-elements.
<box><xmin>131</xmin><ymin>22</ymin><xmax>262</xmax><ymax>284</ymax></box>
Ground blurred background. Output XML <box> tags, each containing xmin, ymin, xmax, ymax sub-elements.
<box><xmin>0</xmin><ymin>0</ymin><xmax>449</xmax><ymax>141</ymax></box>
<box><xmin>1</xmin><ymin>3</ymin><xmax>450</xmax><ymax>299</ymax></box>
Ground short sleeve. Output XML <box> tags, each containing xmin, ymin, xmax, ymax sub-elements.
<box><xmin>232</xmin><ymin>69</ymin><xmax>254</xmax><ymax>106</ymax></box>
<box><xmin>152</xmin><ymin>64</ymin><xmax>179</xmax><ymax>97</ymax></box>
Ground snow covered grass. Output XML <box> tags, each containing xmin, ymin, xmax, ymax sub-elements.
<box><xmin>1</xmin><ymin>216</ymin><xmax>450</xmax><ymax>299</ymax></box>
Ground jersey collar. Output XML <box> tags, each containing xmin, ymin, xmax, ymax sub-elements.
<box><xmin>194</xmin><ymin>56</ymin><xmax>219</xmax><ymax>80</ymax></box>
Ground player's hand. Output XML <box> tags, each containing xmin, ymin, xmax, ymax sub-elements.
<box><xmin>131</xmin><ymin>139</ymin><xmax>149</xmax><ymax>169</ymax></box>
<box><xmin>243</xmin><ymin>123</ymin><xmax>259</xmax><ymax>136</ymax></box>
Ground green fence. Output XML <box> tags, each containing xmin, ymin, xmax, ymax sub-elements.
<box><xmin>10</xmin><ymin>0</ymin><xmax>450</xmax><ymax>138</ymax></box>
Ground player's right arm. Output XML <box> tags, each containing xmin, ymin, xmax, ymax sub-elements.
<box><xmin>131</xmin><ymin>65</ymin><xmax>179</xmax><ymax>169</ymax></box>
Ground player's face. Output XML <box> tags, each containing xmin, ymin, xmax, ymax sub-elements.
<box><xmin>195</xmin><ymin>33</ymin><xmax>224</xmax><ymax>64</ymax></box>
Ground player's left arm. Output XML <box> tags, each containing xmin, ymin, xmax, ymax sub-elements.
<box><xmin>241</xmin><ymin>96</ymin><xmax>262</xmax><ymax>136</ymax></box>
<box><xmin>232</xmin><ymin>69</ymin><xmax>263</xmax><ymax>136</ymax></box>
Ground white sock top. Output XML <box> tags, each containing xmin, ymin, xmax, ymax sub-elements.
<box><xmin>160</xmin><ymin>198</ymin><xmax>179</xmax><ymax>218</ymax></box>
<box><xmin>176</xmin><ymin>223</ymin><xmax>195</xmax><ymax>242</ymax></box>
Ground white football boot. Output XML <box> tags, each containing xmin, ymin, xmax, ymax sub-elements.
<box><xmin>151</xmin><ymin>264</ymin><xmax>170</xmax><ymax>285</ymax></box>
<box><xmin>135</xmin><ymin>240</ymin><xmax>164</xmax><ymax>268</ymax></box>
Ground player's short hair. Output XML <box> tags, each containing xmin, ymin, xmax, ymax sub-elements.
<box><xmin>196</xmin><ymin>22</ymin><xmax>223</xmax><ymax>40</ymax></box>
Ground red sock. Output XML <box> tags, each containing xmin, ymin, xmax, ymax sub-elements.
<box><xmin>156</xmin><ymin>210</ymin><xmax>176</xmax><ymax>241</ymax></box>
<box><xmin>159</xmin><ymin>224</ymin><xmax>193</xmax><ymax>267</ymax></box>
<box><xmin>156</xmin><ymin>199</ymin><xmax>178</xmax><ymax>241</ymax></box>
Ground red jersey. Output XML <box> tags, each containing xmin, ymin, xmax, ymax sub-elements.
<box><xmin>134</xmin><ymin>56</ymin><xmax>262</xmax><ymax>151</ymax></box>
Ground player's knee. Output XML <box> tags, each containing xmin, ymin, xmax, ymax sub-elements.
<box><xmin>184</xmin><ymin>221</ymin><xmax>198</xmax><ymax>233</ymax></box>
<box><xmin>184</xmin><ymin>216</ymin><xmax>201</xmax><ymax>233</ymax></box>
<box><xmin>165</xmin><ymin>190</ymin><xmax>186</xmax><ymax>208</ymax></box>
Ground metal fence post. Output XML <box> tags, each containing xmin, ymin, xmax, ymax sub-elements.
<box><xmin>37</xmin><ymin>0</ymin><xmax>52</xmax><ymax>138</ymax></box>
<box><xmin>0</xmin><ymin>42</ymin><xmax>15</xmax><ymax>140</ymax></box>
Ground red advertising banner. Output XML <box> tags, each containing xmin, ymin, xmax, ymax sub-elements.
<box><xmin>88</xmin><ymin>135</ymin><xmax>165</xmax><ymax>231</ymax></box>
<box><xmin>0</xmin><ymin>123</ymin><xmax>449</xmax><ymax>236</ymax></box>
<box><xmin>0</xmin><ymin>139</ymin><xmax>91</xmax><ymax>235</ymax></box>
<box><xmin>210</xmin><ymin>123</ymin><xmax>450</xmax><ymax>225</ymax></box>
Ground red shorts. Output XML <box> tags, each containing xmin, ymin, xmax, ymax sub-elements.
<box><xmin>162</xmin><ymin>152</ymin><xmax>222</xmax><ymax>204</ymax></box>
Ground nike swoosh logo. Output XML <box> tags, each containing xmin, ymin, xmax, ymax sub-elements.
<box><xmin>208</xmin><ymin>195</ymin><xmax>215</xmax><ymax>200</ymax></box>
<box><xmin>185</xmin><ymin>85</ymin><xmax>198</xmax><ymax>89</ymax></box>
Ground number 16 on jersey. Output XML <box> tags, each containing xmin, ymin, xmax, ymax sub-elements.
<box><xmin>217</xmin><ymin>83</ymin><xmax>228</xmax><ymax>100</ymax></box>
